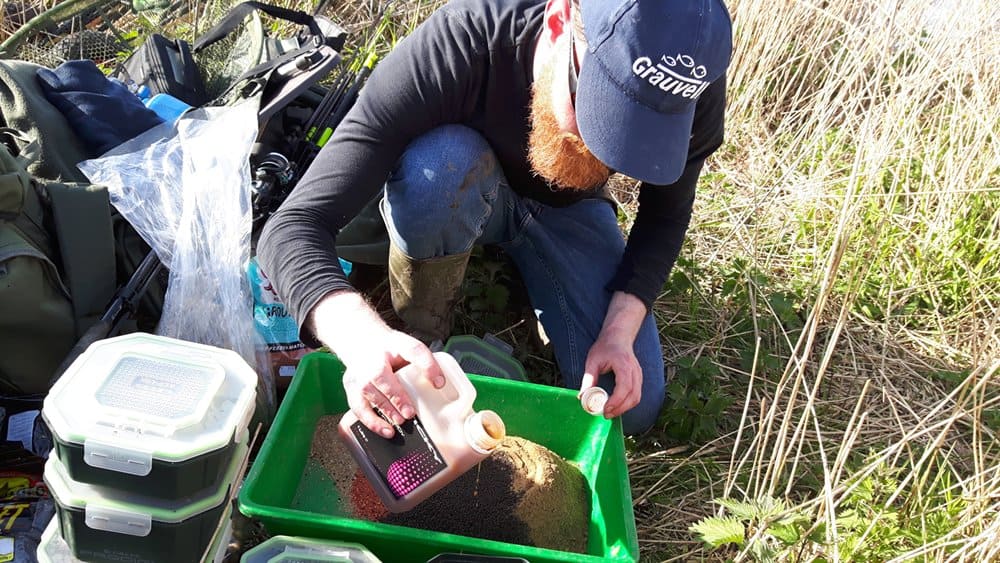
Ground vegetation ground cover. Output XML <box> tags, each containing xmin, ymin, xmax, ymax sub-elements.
<box><xmin>3</xmin><ymin>0</ymin><xmax>997</xmax><ymax>559</ymax></box>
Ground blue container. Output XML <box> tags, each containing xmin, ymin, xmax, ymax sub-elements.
<box><xmin>145</xmin><ymin>93</ymin><xmax>192</xmax><ymax>123</ymax></box>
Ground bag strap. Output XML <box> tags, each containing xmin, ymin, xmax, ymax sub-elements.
<box><xmin>193</xmin><ymin>1</ymin><xmax>323</xmax><ymax>53</ymax></box>
<box><xmin>46</xmin><ymin>182</ymin><xmax>117</xmax><ymax>337</ymax></box>
<box><xmin>2</xmin><ymin>128</ymin><xmax>116</xmax><ymax>338</ymax></box>
<box><xmin>0</xmin><ymin>128</ymin><xmax>43</xmax><ymax>229</ymax></box>
<box><xmin>0</xmin><ymin>127</ymin><xmax>41</xmax><ymax>169</ymax></box>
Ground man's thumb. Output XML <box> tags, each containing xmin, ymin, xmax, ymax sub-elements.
<box><xmin>579</xmin><ymin>369</ymin><xmax>598</xmax><ymax>394</ymax></box>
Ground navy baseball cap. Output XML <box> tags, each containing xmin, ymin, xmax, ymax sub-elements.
<box><xmin>576</xmin><ymin>0</ymin><xmax>732</xmax><ymax>185</ymax></box>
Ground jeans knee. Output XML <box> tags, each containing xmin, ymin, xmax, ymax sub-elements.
<box><xmin>388</xmin><ymin>125</ymin><xmax>495</xmax><ymax>205</ymax></box>
<box><xmin>385</xmin><ymin>125</ymin><xmax>500</xmax><ymax>246</ymax></box>
<box><xmin>622</xmin><ymin>390</ymin><xmax>664</xmax><ymax>436</ymax></box>
<box><xmin>382</xmin><ymin>125</ymin><xmax>504</xmax><ymax>258</ymax></box>
<box><xmin>622</xmin><ymin>337</ymin><xmax>665</xmax><ymax>436</ymax></box>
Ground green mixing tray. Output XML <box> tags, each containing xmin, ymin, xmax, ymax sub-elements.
<box><xmin>239</xmin><ymin>352</ymin><xmax>638</xmax><ymax>563</ymax></box>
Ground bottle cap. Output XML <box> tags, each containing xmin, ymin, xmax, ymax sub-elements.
<box><xmin>465</xmin><ymin>410</ymin><xmax>506</xmax><ymax>454</ymax></box>
<box><xmin>580</xmin><ymin>387</ymin><xmax>608</xmax><ymax>416</ymax></box>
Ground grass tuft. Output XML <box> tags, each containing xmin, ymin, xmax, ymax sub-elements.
<box><xmin>3</xmin><ymin>0</ymin><xmax>997</xmax><ymax>559</ymax></box>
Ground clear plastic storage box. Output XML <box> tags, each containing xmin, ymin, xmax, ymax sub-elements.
<box><xmin>44</xmin><ymin>441</ymin><xmax>246</xmax><ymax>563</ymax></box>
<box><xmin>37</xmin><ymin>500</ymin><xmax>234</xmax><ymax>563</ymax></box>
<box><xmin>241</xmin><ymin>535</ymin><xmax>383</xmax><ymax>563</ymax></box>
<box><xmin>42</xmin><ymin>333</ymin><xmax>257</xmax><ymax>498</ymax></box>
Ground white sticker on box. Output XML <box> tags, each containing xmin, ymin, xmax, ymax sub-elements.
<box><xmin>5</xmin><ymin>410</ymin><xmax>38</xmax><ymax>450</ymax></box>
<box><xmin>0</xmin><ymin>536</ymin><xmax>12</xmax><ymax>563</ymax></box>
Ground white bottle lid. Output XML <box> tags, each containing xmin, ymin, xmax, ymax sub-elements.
<box><xmin>580</xmin><ymin>387</ymin><xmax>608</xmax><ymax>416</ymax></box>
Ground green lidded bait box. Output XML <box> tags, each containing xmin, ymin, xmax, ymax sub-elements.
<box><xmin>36</xmin><ymin>499</ymin><xmax>233</xmax><ymax>563</ymax></box>
<box><xmin>42</xmin><ymin>333</ymin><xmax>257</xmax><ymax>499</ymax></box>
<box><xmin>239</xmin><ymin>352</ymin><xmax>639</xmax><ymax>563</ymax></box>
<box><xmin>443</xmin><ymin>334</ymin><xmax>527</xmax><ymax>382</ymax></box>
<box><xmin>43</xmin><ymin>441</ymin><xmax>245</xmax><ymax>563</ymax></box>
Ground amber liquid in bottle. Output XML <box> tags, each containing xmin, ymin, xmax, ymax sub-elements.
<box><xmin>338</xmin><ymin>351</ymin><xmax>505</xmax><ymax>512</ymax></box>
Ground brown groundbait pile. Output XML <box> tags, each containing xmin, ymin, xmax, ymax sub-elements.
<box><xmin>309</xmin><ymin>414</ymin><xmax>589</xmax><ymax>553</ymax></box>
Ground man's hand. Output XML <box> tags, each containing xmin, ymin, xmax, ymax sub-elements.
<box><xmin>310</xmin><ymin>291</ymin><xmax>445</xmax><ymax>438</ymax></box>
<box><xmin>581</xmin><ymin>291</ymin><xmax>647</xmax><ymax>419</ymax></box>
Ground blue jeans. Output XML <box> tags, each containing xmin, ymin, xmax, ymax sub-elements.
<box><xmin>380</xmin><ymin>125</ymin><xmax>665</xmax><ymax>435</ymax></box>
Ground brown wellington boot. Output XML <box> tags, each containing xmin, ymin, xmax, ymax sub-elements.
<box><xmin>388</xmin><ymin>243</ymin><xmax>472</xmax><ymax>345</ymax></box>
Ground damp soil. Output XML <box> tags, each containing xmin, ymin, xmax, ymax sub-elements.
<box><xmin>308</xmin><ymin>414</ymin><xmax>590</xmax><ymax>553</ymax></box>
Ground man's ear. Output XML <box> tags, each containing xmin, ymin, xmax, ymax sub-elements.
<box><xmin>542</xmin><ymin>0</ymin><xmax>572</xmax><ymax>45</ymax></box>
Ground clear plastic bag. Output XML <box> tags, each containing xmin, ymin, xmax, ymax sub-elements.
<box><xmin>79</xmin><ymin>100</ymin><xmax>275</xmax><ymax>421</ymax></box>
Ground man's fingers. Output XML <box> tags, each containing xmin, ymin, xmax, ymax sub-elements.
<box><xmin>605</xmin><ymin>359</ymin><xmax>641</xmax><ymax>418</ymax></box>
<box><xmin>608</xmin><ymin>373</ymin><xmax>639</xmax><ymax>416</ymax></box>
<box><xmin>347</xmin><ymin>389</ymin><xmax>396</xmax><ymax>438</ymax></box>
<box><xmin>579</xmin><ymin>370</ymin><xmax>599</xmax><ymax>394</ymax></box>
<box><xmin>618</xmin><ymin>373</ymin><xmax>642</xmax><ymax>414</ymax></box>
<box><xmin>393</xmin><ymin>334</ymin><xmax>445</xmax><ymax>388</ymax></box>
<box><xmin>604</xmin><ymin>386</ymin><xmax>629</xmax><ymax>418</ymax></box>
<box><xmin>368</xmin><ymin>372</ymin><xmax>411</xmax><ymax>425</ymax></box>
<box><xmin>343</xmin><ymin>358</ymin><xmax>411</xmax><ymax>436</ymax></box>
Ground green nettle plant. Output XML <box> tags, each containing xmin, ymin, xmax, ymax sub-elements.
<box><xmin>6</xmin><ymin>0</ymin><xmax>996</xmax><ymax>559</ymax></box>
<box><xmin>458</xmin><ymin>247</ymin><xmax>525</xmax><ymax>334</ymax></box>
<box><xmin>835</xmin><ymin>460</ymin><xmax>968</xmax><ymax>562</ymax></box>
<box><xmin>718</xmin><ymin>259</ymin><xmax>805</xmax><ymax>379</ymax></box>
<box><xmin>658</xmin><ymin>355</ymin><xmax>732</xmax><ymax>443</ymax></box>
<box><xmin>692</xmin><ymin>458</ymin><xmax>972</xmax><ymax>562</ymax></box>
<box><xmin>690</xmin><ymin>496</ymin><xmax>820</xmax><ymax>562</ymax></box>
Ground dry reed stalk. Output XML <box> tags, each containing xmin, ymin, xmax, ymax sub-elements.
<box><xmin>4</xmin><ymin>0</ymin><xmax>997</xmax><ymax>558</ymax></box>
<box><xmin>664</xmin><ymin>0</ymin><xmax>1000</xmax><ymax>557</ymax></box>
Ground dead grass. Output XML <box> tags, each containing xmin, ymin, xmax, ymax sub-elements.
<box><xmin>4</xmin><ymin>0</ymin><xmax>998</xmax><ymax>560</ymax></box>
<box><xmin>638</xmin><ymin>0</ymin><xmax>1000</xmax><ymax>559</ymax></box>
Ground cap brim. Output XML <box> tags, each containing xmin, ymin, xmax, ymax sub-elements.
<box><xmin>576</xmin><ymin>60</ymin><xmax>695</xmax><ymax>186</ymax></box>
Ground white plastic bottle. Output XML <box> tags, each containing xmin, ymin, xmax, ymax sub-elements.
<box><xmin>338</xmin><ymin>351</ymin><xmax>506</xmax><ymax>512</ymax></box>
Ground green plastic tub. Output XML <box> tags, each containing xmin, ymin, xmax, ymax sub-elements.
<box><xmin>239</xmin><ymin>352</ymin><xmax>638</xmax><ymax>563</ymax></box>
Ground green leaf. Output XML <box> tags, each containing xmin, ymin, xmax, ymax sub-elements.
<box><xmin>705</xmin><ymin>394</ymin><xmax>731</xmax><ymax>415</ymax></box>
<box><xmin>807</xmin><ymin>522</ymin><xmax>827</xmax><ymax>543</ymax></box>
<box><xmin>721</xmin><ymin>277</ymin><xmax>739</xmax><ymax>296</ymax></box>
<box><xmin>716</xmin><ymin>498</ymin><xmax>759</xmax><ymax>520</ymax></box>
<box><xmin>690</xmin><ymin>516</ymin><xmax>746</xmax><ymax>548</ymax></box>
<box><xmin>769</xmin><ymin>522</ymin><xmax>801</xmax><ymax>544</ymax></box>
<box><xmin>670</xmin><ymin>271</ymin><xmax>694</xmax><ymax>293</ymax></box>
<box><xmin>836</xmin><ymin>508</ymin><xmax>863</xmax><ymax>530</ymax></box>
<box><xmin>690</xmin><ymin>356</ymin><xmax>718</xmax><ymax>376</ymax></box>
<box><xmin>929</xmin><ymin>369</ymin><xmax>969</xmax><ymax>387</ymax></box>
<box><xmin>666</xmin><ymin>381</ymin><xmax>687</xmax><ymax>400</ymax></box>
<box><xmin>754</xmin><ymin>496</ymin><xmax>788</xmax><ymax>519</ymax></box>
<box><xmin>467</xmin><ymin>298</ymin><xmax>488</xmax><ymax>312</ymax></box>
<box><xmin>749</xmin><ymin>541</ymin><xmax>779</xmax><ymax>563</ymax></box>
<box><xmin>485</xmin><ymin>284</ymin><xmax>510</xmax><ymax>309</ymax></box>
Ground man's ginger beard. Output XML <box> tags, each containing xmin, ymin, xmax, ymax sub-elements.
<box><xmin>527</xmin><ymin>57</ymin><xmax>610</xmax><ymax>191</ymax></box>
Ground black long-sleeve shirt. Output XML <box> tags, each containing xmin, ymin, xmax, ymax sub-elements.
<box><xmin>258</xmin><ymin>0</ymin><xmax>726</xmax><ymax>343</ymax></box>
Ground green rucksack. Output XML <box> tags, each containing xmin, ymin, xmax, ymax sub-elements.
<box><xmin>0</xmin><ymin>60</ymin><xmax>159</xmax><ymax>397</ymax></box>
<box><xmin>0</xmin><ymin>131</ymin><xmax>117</xmax><ymax>396</ymax></box>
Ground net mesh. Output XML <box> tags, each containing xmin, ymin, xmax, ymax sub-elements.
<box><xmin>2</xmin><ymin>0</ymin><xmax>137</xmax><ymax>66</ymax></box>
<box><xmin>3</xmin><ymin>0</ymin><xmax>285</xmax><ymax>108</ymax></box>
